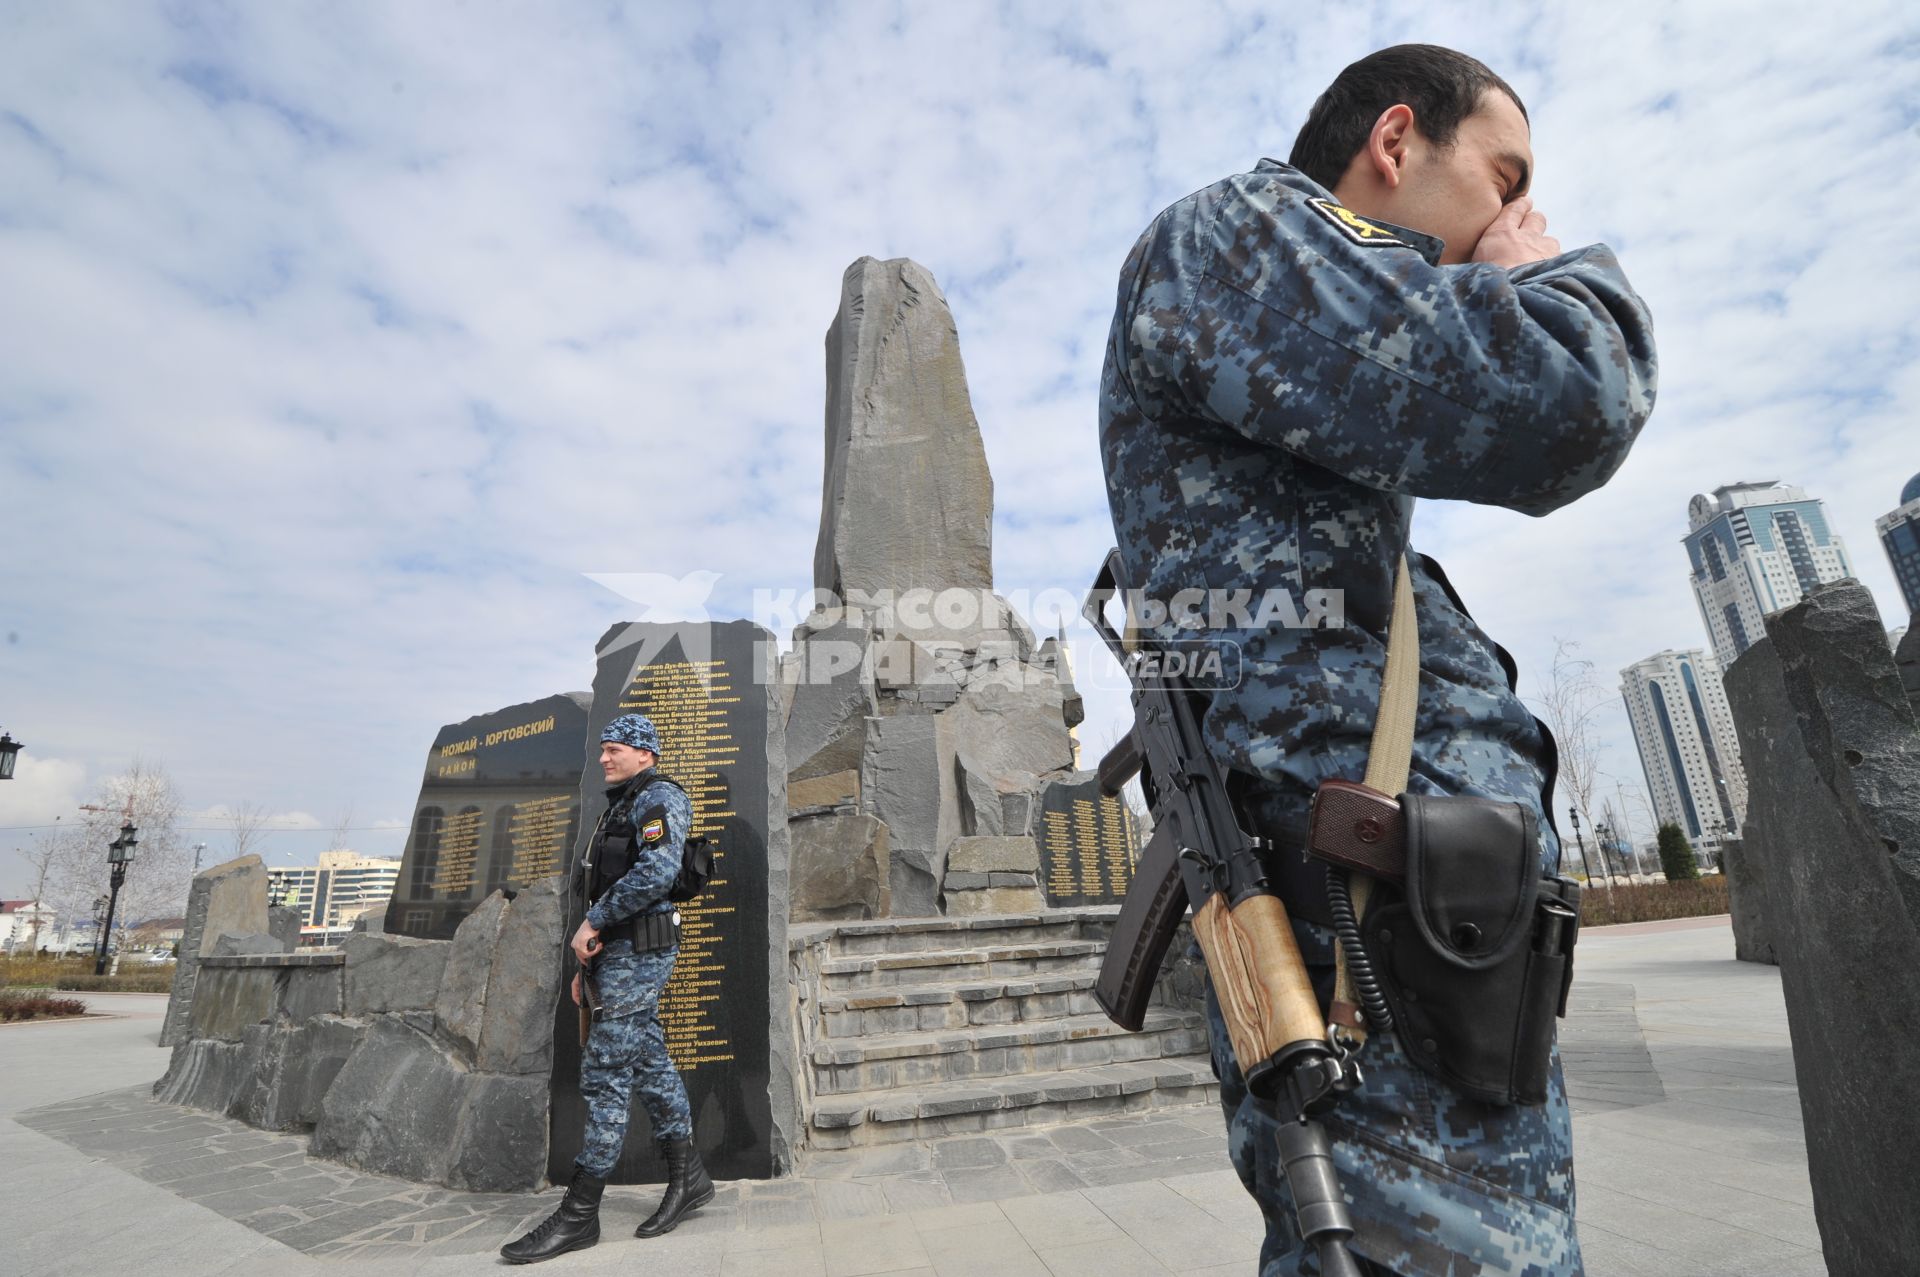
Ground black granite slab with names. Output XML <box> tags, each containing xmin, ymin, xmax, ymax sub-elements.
<box><xmin>384</xmin><ymin>693</ymin><xmax>591</xmax><ymax>941</ymax></box>
<box><xmin>1035</xmin><ymin>772</ymin><xmax>1139</xmax><ymax>907</ymax></box>
<box><xmin>547</xmin><ymin>619</ymin><xmax>790</xmax><ymax>1184</ymax></box>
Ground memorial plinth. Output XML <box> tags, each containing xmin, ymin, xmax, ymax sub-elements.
<box><xmin>547</xmin><ymin>618</ymin><xmax>796</xmax><ymax>1183</ymax></box>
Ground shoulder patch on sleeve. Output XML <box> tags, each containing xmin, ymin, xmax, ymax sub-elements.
<box><xmin>641</xmin><ymin>818</ymin><xmax>666</xmax><ymax>843</ymax></box>
<box><xmin>1306</xmin><ymin>197</ymin><xmax>1409</xmax><ymax>248</ymax></box>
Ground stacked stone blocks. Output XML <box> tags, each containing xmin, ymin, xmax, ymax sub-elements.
<box><xmin>155</xmin><ymin>863</ymin><xmax>564</xmax><ymax>1193</ymax></box>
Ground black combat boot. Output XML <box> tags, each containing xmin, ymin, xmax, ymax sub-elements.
<box><xmin>634</xmin><ymin>1138</ymin><xmax>714</xmax><ymax>1237</ymax></box>
<box><xmin>500</xmin><ymin>1167</ymin><xmax>605</xmax><ymax>1264</ymax></box>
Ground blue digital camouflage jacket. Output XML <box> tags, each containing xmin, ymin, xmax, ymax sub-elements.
<box><xmin>1099</xmin><ymin>159</ymin><xmax>1656</xmax><ymax>1275</ymax></box>
<box><xmin>583</xmin><ymin>770</ymin><xmax>693</xmax><ymax>931</ymax></box>
<box><xmin>1102</xmin><ymin>157</ymin><xmax>1655</xmax><ymax>840</ymax></box>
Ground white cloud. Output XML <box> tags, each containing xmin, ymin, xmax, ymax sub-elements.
<box><xmin>1</xmin><ymin>1</ymin><xmax>1914</xmax><ymax>877</ymax></box>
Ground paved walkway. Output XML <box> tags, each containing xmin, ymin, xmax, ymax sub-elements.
<box><xmin>0</xmin><ymin>918</ymin><xmax>1827</xmax><ymax>1276</ymax></box>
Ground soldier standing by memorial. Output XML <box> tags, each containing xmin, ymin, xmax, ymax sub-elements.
<box><xmin>1099</xmin><ymin>45</ymin><xmax>1656</xmax><ymax>1276</ymax></box>
<box><xmin>500</xmin><ymin>712</ymin><xmax>712</xmax><ymax>1264</ymax></box>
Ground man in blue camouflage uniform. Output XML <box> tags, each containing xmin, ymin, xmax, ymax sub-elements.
<box><xmin>500</xmin><ymin>712</ymin><xmax>711</xmax><ymax>1264</ymax></box>
<box><xmin>1100</xmin><ymin>46</ymin><xmax>1656</xmax><ymax>1277</ymax></box>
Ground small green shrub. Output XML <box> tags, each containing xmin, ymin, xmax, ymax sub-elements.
<box><xmin>1656</xmin><ymin>822</ymin><xmax>1703</xmax><ymax>882</ymax></box>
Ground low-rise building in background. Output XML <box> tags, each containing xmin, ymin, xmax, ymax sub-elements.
<box><xmin>267</xmin><ymin>850</ymin><xmax>402</xmax><ymax>947</ymax></box>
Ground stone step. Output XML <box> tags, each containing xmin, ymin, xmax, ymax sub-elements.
<box><xmin>806</xmin><ymin>1056</ymin><xmax>1220</xmax><ymax>1148</ymax></box>
<box><xmin>809</xmin><ymin>911</ymin><xmax>1114</xmax><ymax>957</ymax></box>
<box><xmin>816</xmin><ymin>972</ymin><xmax>1107</xmax><ymax>1038</ymax></box>
<box><xmin>809</xmin><ymin>1010</ymin><xmax>1209</xmax><ymax>1094</ymax></box>
<box><xmin>816</xmin><ymin>939</ymin><xmax>1106</xmax><ymax>991</ymax></box>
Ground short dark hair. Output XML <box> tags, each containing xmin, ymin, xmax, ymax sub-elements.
<box><xmin>1289</xmin><ymin>44</ymin><xmax>1527</xmax><ymax>192</ymax></box>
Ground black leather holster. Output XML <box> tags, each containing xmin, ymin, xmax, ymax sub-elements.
<box><xmin>1356</xmin><ymin>794</ymin><xmax>1579</xmax><ymax>1106</ymax></box>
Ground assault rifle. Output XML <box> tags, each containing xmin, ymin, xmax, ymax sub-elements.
<box><xmin>1084</xmin><ymin>549</ymin><xmax>1366</xmax><ymax>1277</ymax></box>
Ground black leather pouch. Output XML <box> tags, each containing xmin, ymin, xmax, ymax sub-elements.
<box><xmin>1359</xmin><ymin>793</ymin><xmax>1580</xmax><ymax>1106</ymax></box>
<box><xmin>629</xmin><ymin>909</ymin><xmax>681</xmax><ymax>951</ymax></box>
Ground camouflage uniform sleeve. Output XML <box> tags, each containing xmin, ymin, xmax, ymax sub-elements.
<box><xmin>1121</xmin><ymin>172</ymin><xmax>1657</xmax><ymax>516</ymax></box>
<box><xmin>585</xmin><ymin>780</ymin><xmax>693</xmax><ymax>930</ymax></box>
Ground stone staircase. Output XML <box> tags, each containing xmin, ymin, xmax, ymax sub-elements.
<box><xmin>788</xmin><ymin>908</ymin><xmax>1217</xmax><ymax>1149</ymax></box>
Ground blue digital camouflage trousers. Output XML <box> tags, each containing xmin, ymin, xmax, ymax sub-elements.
<box><xmin>1203</xmin><ymin>931</ymin><xmax>1582</xmax><ymax>1277</ymax></box>
<box><xmin>576</xmin><ymin>937</ymin><xmax>692</xmax><ymax>1178</ymax></box>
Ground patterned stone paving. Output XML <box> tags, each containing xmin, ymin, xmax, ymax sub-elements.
<box><xmin>14</xmin><ymin>1085</ymin><xmax>1233</xmax><ymax>1261</ymax></box>
<box><xmin>15</xmin><ymin>980</ymin><xmax>1653</xmax><ymax>1263</ymax></box>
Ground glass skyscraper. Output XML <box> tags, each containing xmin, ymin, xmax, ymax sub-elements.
<box><xmin>1874</xmin><ymin>472</ymin><xmax>1920</xmax><ymax>619</ymax></box>
<box><xmin>1620</xmin><ymin>648</ymin><xmax>1748</xmax><ymax>861</ymax></box>
<box><xmin>1684</xmin><ymin>481</ymin><xmax>1854</xmax><ymax>668</ymax></box>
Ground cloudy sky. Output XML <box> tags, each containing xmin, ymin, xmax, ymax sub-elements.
<box><xmin>3</xmin><ymin>1</ymin><xmax>1915</xmax><ymax>893</ymax></box>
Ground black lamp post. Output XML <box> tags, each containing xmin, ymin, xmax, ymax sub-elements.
<box><xmin>0</xmin><ymin>731</ymin><xmax>21</xmax><ymax>781</ymax></box>
<box><xmin>1567</xmin><ymin>805</ymin><xmax>1604</xmax><ymax>889</ymax></box>
<box><xmin>93</xmin><ymin>820</ymin><xmax>139</xmax><ymax>976</ymax></box>
<box><xmin>1595</xmin><ymin>821</ymin><xmax>1617</xmax><ymax>882</ymax></box>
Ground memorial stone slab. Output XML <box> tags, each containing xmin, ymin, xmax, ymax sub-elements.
<box><xmin>859</xmin><ymin>713</ymin><xmax>957</xmax><ymax>915</ymax></box>
<box><xmin>548</xmin><ymin>619</ymin><xmax>794</xmax><ymax>1184</ymax></box>
<box><xmin>814</xmin><ymin>256</ymin><xmax>994</xmax><ymax>598</ymax></box>
<box><xmin>1034</xmin><ymin>771</ymin><xmax>1140</xmax><ymax>906</ymax></box>
<box><xmin>161</xmin><ymin>855</ymin><xmax>268</xmax><ymax>1047</ymax></box>
<box><xmin>384</xmin><ymin>691</ymin><xmax>590</xmax><ymax>940</ymax></box>
<box><xmin>1723</xmin><ymin>581</ymin><xmax>1920</xmax><ymax>1274</ymax></box>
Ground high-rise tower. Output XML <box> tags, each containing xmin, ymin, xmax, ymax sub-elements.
<box><xmin>1620</xmin><ymin>648</ymin><xmax>1747</xmax><ymax>863</ymax></box>
<box><xmin>1684</xmin><ymin>481</ymin><xmax>1854</xmax><ymax>667</ymax></box>
<box><xmin>1874</xmin><ymin>472</ymin><xmax>1920</xmax><ymax>618</ymax></box>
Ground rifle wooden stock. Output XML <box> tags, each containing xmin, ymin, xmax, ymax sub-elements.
<box><xmin>1094</xmin><ymin>825</ymin><xmax>1185</xmax><ymax>1032</ymax></box>
<box><xmin>1189</xmin><ymin>890</ymin><xmax>1324</xmax><ymax>1081</ymax></box>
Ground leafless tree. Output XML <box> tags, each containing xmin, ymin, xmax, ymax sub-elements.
<box><xmin>327</xmin><ymin>804</ymin><xmax>356</xmax><ymax>854</ymax></box>
<box><xmin>46</xmin><ymin>759</ymin><xmax>191</xmax><ymax>954</ymax></box>
<box><xmin>226</xmin><ymin>800</ymin><xmax>274</xmax><ymax>860</ymax></box>
<box><xmin>1526</xmin><ymin>639</ymin><xmax>1610</xmax><ymax>886</ymax></box>
<box><xmin>11</xmin><ymin>832</ymin><xmax>60</xmax><ymax>953</ymax></box>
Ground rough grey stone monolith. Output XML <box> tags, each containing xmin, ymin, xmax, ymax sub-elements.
<box><xmin>342</xmin><ymin>932</ymin><xmax>451</xmax><ymax>1015</ymax></box>
<box><xmin>312</xmin><ymin>1016</ymin><xmax>471</xmax><ymax>1184</ymax></box>
<box><xmin>790</xmin><ymin>812</ymin><xmax>891</xmax><ymax>921</ymax></box>
<box><xmin>188</xmin><ymin>964</ymin><xmax>277</xmax><ymax>1041</ymax></box>
<box><xmin>268</xmin><ymin>905</ymin><xmax>302</xmax><ymax>950</ymax></box>
<box><xmin>210</xmin><ymin>932</ymin><xmax>287</xmax><ymax>958</ymax></box>
<box><xmin>1719</xmin><ymin>839</ymin><xmax>1776</xmax><ymax>965</ymax></box>
<box><xmin>161</xmin><ymin>855</ymin><xmax>269</xmax><ymax>1047</ymax></box>
<box><xmin>1723</xmin><ymin>580</ymin><xmax>1920</xmax><ymax>1275</ymax></box>
<box><xmin>859</xmin><ymin>714</ymin><xmax>958</xmax><ymax>914</ymax></box>
<box><xmin>475</xmin><ymin>876</ymin><xmax>563</xmax><ymax>1076</ymax></box>
<box><xmin>433</xmin><ymin>892</ymin><xmax>507</xmax><ymax>1059</ymax></box>
<box><xmin>272</xmin><ymin>964</ymin><xmax>345</xmax><ymax>1023</ymax></box>
<box><xmin>1898</xmin><ymin>621</ymin><xmax>1920</xmax><ymax>716</ymax></box>
<box><xmin>786</xmin><ymin>620</ymin><xmax>878</xmax><ymax>781</ymax></box>
<box><xmin>942</xmin><ymin>665</ymin><xmax>1076</xmax><ymax>780</ymax></box>
<box><xmin>814</xmin><ymin>256</ymin><xmax>994</xmax><ymax>598</ymax></box>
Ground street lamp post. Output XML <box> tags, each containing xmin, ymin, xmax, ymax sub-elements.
<box><xmin>192</xmin><ymin>842</ymin><xmax>207</xmax><ymax>876</ymax></box>
<box><xmin>1567</xmin><ymin>806</ymin><xmax>1606</xmax><ymax>890</ymax></box>
<box><xmin>93</xmin><ymin>820</ymin><xmax>139</xmax><ymax>977</ymax></box>
<box><xmin>0</xmin><ymin>730</ymin><xmax>21</xmax><ymax>780</ymax></box>
<box><xmin>1595</xmin><ymin>821</ymin><xmax>1619</xmax><ymax>883</ymax></box>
